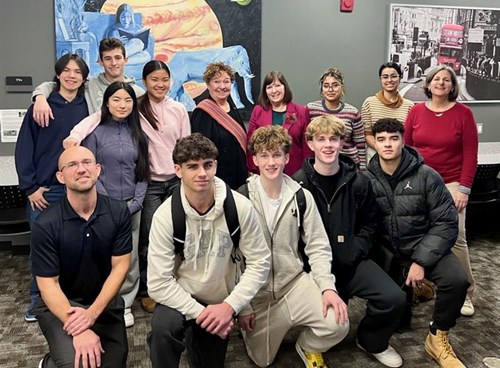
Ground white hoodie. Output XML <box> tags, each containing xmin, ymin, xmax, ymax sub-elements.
<box><xmin>147</xmin><ymin>177</ymin><xmax>271</xmax><ymax>320</ymax></box>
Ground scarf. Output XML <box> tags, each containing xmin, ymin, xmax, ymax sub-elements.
<box><xmin>197</xmin><ymin>99</ymin><xmax>247</xmax><ymax>154</ymax></box>
<box><xmin>375</xmin><ymin>90</ymin><xmax>404</xmax><ymax>109</ymax></box>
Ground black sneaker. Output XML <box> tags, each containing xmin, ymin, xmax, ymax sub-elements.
<box><xmin>24</xmin><ymin>294</ymin><xmax>39</xmax><ymax>322</ymax></box>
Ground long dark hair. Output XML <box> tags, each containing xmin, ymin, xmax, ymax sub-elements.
<box><xmin>138</xmin><ymin>60</ymin><xmax>171</xmax><ymax>130</ymax></box>
<box><xmin>100</xmin><ymin>82</ymin><xmax>150</xmax><ymax>182</ymax></box>
<box><xmin>52</xmin><ymin>53</ymin><xmax>89</xmax><ymax>95</ymax></box>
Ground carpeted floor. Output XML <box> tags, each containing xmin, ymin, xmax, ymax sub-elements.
<box><xmin>0</xmin><ymin>225</ymin><xmax>498</xmax><ymax>368</ymax></box>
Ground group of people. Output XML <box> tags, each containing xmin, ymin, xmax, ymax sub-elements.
<box><xmin>14</xmin><ymin>36</ymin><xmax>478</xmax><ymax>368</ymax></box>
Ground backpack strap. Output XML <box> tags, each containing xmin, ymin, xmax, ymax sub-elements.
<box><xmin>296</xmin><ymin>187</ymin><xmax>306</xmax><ymax>233</ymax></box>
<box><xmin>223</xmin><ymin>184</ymin><xmax>240</xmax><ymax>249</ymax></box>
<box><xmin>295</xmin><ymin>188</ymin><xmax>311</xmax><ymax>272</ymax></box>
<box><xmin>171</xmin><ymin>184</ymin><xmax>186</xmax><ymax>260</ymax></box>
<box><xmin>171</xmin><ymin>183</ymin><xmax>240</xmax><ymax>261</ymax></box>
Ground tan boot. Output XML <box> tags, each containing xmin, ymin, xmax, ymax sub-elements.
<box><xmin>425</xmin><ymin>329</ymin><xmax>465</xmax><ymax>368</ymax></box>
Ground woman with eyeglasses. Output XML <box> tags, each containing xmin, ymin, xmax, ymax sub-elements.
<box><xmin>82</xmin><ymin>81</ymin><xmax>150</xmax><ymax>328</ymax></box>
<box><xmin>361</xmin><ymin>62</ymin><xmax>414</xmax><ymax>161</ymax></box>
<box><xmin>247</xmin><ymin>70</ymin><xmax>312</xmax><ymax>176</ymax></box>
<box><xmin>307</xmin><ymin>67</ymin><xmax>366</xmax><ymax>170</ymax></box>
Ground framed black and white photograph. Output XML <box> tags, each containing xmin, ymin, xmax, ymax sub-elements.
<box><xmin>389</xmin><ymin>4</ymin><xmax>500</xmax><ymax>103</ymax></box>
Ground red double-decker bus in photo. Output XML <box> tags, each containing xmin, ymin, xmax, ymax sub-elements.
<box><xmin>437</xmin><ymin>24</ymin><xmax>464</xmax><ymax>72</ymax></box>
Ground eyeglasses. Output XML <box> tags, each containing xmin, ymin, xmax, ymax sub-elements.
<box><xmin>60</xmin><ymin>159</ymin><xmax>96</xmax><ymax>171</ymax></box>
<box><xmin>322</xmin><ymin>83</ymin><xmax>342</xmax><ymax>90</ymax></box>
<box><xmin>381</xmin><ymin>74</ymin><xmax>400</xmax><ymax>80</ymax></box>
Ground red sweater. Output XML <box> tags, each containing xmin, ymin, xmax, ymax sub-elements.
<box><xmin>404</xmin><ymin>102</ymin><xmax>478</xmax><ymax>188</ymax></box>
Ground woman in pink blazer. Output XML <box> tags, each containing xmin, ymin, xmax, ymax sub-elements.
<box><xmin>247</xmin><ymin>71</ymin><xmax>312</xmax><ymax>176</ymax></box>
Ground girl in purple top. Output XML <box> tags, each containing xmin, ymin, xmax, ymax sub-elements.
<box><xmin>82</xmin><ymin>82</ymin><xmax>149</xmax><ymax>327</ymax></box>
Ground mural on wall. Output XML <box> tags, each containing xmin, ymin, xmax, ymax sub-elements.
<box><xmin>54</xmin><ymin>0</ymin><xmax>261</xmax><ymax>114</ymax></box>
<box><xmin>389</xmin><ymin>4</ymin><xmax>500</xmax><ymax>103</ymax></box>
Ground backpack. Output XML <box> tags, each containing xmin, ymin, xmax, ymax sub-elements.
<box><xmin>237</xmin><ymin>182</ymin><xmax>310</xmax><ymax>271</ymax></box>
<box><xmin>171</xmin><ymin>182</ymin><xmax>308</xmax><ymax>269</ymax></box>
<box><xmin>171</xmin><ymin>183</ymin><xmax>240</xmax><ymax>260</ymax></box>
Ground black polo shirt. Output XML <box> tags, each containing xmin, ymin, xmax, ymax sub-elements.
<box><xmin>32</xmin><ymin>194</ymin><xmax>132</xmax><ymax>305</ymax></box>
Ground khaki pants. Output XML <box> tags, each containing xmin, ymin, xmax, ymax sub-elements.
<box><xmin>445</xmin><ymin>182</ymin><xmax>475</xmax><ymax>299</ymax></box>
<box><xmin>243</xmin><ymin>273</ymin><xmax>349</xmax><ymax>367</ymax></box>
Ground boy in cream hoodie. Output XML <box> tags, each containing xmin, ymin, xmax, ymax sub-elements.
<box><xmin>239</xmin><ymin>126</ymin><xmax>349</xmax><ymax>368</ymax></box>
<box><xmin>147</xmin><ymin>133</ymin><xmax>270</xmax><ymax>368</ymax></box>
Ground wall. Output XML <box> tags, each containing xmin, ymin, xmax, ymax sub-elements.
<box><xmin>1</xmin><ymin>0</ymin><xmax>499</xmax><ymax>156</ymax></box>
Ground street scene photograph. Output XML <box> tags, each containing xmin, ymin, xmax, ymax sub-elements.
<box><xmin>389</xmin><ymin>4</ymin><xmax>500</xmax><ymax>103</ymax></box>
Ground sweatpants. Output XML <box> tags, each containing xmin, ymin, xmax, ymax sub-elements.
<box><xmin>242</xmin><ymin>273</ymin><xmax>349</xmax><ymax>367</ymax></box>
<box><xmin>119</xmin><ymin>210</ymin><xmax>140</xmax><ymax>310</ymax></box>
<box><xmin>337</xmin><ymin>259</ymin><xmax>407</xmax><ymax>354</ymax></box>
<box><xmin>36</xmin><ymin>297</ymin><xmax>127</xmax><ymax>368</ymax></box>
<box><xmin>148</xmin><ymin>304</ymin><xmax>229</xmax><ymax>368</ymax></box>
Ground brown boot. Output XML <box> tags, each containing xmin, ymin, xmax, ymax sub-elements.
<box><xmin>141</xmin><ymin>297</ymin><xmax>156</xmax><ymax>313</ymax></box>
<box><xmin>413</xmin><ymin>279</ymin><xmax>435</xmax><ymax>303</ymax></box>
<box><xmin>425</xmin><ymin>329</ymin><xmax>465</xmax><ymax>368</ymax></box>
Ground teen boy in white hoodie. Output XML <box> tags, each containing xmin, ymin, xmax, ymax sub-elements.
<box><xmin>146</xmin><ymin>133</ymin><xmax>270</xmax><ymax>367</ymax></box>
<box><xmin>239</xmin><ymin>126</ymin><xmax>349</xmax><ymax>368</ymax></box>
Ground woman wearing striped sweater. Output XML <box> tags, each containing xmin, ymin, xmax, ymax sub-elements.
<box><xmin>307</xmin><ymin>67</ymin><xmax>367</xmax><ymax>171</ymax></box>
<box><xmin>361</xmin><ymin>62</ymin><xmax>413</xmax><ymax>162</ymax></box>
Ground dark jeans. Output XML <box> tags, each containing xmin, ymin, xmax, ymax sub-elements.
<box><xmin>389</xmin><ymin>253</ymin><xmax>469</xmax><ymax>331</ymax></box>
<box><xmin>337</xmin><ymin>259</ymin><xmax>406</xmax><ymax>354</ymax></box>
<box><xmin>27</xmin><ymin>185</ymin><xmax>66</xmax><ymax>296</ymax></box>
<box><xmin>148</xmin><ymin>304</ymin><xmax>229</xmax><ymax>368</ymax></box>
<box><xmin>139</xmin><ymin>178</ymin><xmax>179</xmax><ymax>294</ymax></box>
<box><xmin>36</xmin><ymin>297</ymin><xmax>128</xmax><ymax>368</ymax></box>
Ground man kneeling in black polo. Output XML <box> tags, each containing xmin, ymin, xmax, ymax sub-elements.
<box><xmin>32</xmin><ymin>146</ymin><xmax>132</xmax><ymax>368</ymax></box>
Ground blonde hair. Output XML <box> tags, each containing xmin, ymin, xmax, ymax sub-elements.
<box><xmin>248</xmin><ymin>126</ymin><xmax>292</xmax><ymax>155</ymax></box>
<box><xmin>306</xmin><ymin>115</ymin><xmax>346</xmax><ymax>141</ymax></box>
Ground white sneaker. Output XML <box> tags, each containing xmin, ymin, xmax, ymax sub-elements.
<box><xmin>124</xmin><ymin>308</ymin><xmax>134</xmax><ymax>328</ymax></box>
<box><xmin>460</xmin><ymin>296</ymin><xmax>474</xmax><ymax>316</ymax></box>
<box><xmin>483</xmin><ymin>357</ymin><xmax>500</xmax><ymax>368</ymax></box>
<box><xmin>357</xmin><ymin>342</ymin><xmax>403</xmax><ymax>368</ymax></box>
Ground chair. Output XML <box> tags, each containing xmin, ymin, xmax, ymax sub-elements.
<box><xmin>466</xmin><ymin>163</ymin><xmax>500</xmax><ymax>235</ymax></box>
<box><xmin>469</xmin><ymin>163</ymin><xmax>500</xmax><ymax>204</ymax></box>
<box><xmin>0</xmin><ymin>185</ymin><xmax>30</xmax><ymax>254</ymax></box>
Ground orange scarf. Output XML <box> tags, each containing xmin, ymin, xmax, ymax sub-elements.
<box><xmin>197</xmin><ymin>99</ymin><xmax>247</xmax><ymax>155</ymax></box>
<box><xmin>375</xmin><ymin>90</ymin><xmax>404</xmax><ymax>108</ymax></box>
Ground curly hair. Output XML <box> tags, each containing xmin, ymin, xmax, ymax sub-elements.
<box><xmin>203</xmin><ymin>62</ymin><xmax>235</xmax><ymax>84</ymax></box>
<box><xmin>319</xmin><ymin>67</ymin><xmax>345</xmax><ymax>95</ymax></box>
<box><xmin>248</xmin><ymin>126</ymin><xmax>292</xmax><ymax>155</ymax></box>
<box><xmin>372</xmin><ymin>118</ymin><xmax>405</xmax><ymax>136</ymax></box>
<box><xmin>306</xmin><ymin>115</ymin><xmax>346</xmax><ymax>141</ymax></box>
<box><xmin>173</xmin><ymin>133</ymin><xmax>219</xmax><ymax>165</ymax></box>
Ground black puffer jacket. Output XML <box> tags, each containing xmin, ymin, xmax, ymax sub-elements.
<box><xmin>293</xmin><ymin>155</ymin><xmax>378</xmax><ymax>285</ymax></box>
<box><xmin>366</xmin><ymin>146</ymin><xmax>458</xmax><ymax>269</ymax></box>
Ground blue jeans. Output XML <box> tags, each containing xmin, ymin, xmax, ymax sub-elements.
<box><xmin>139</xmin><ymin>178</ymin><xmax>179</xmax><ymax>293</ymax></box>
<box><xmin>27</xmin><ymin>184</ymin><xmax>66</xmax><ymax>296</ymax></box>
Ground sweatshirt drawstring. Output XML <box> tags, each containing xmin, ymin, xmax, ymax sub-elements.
<box><xmin>193</xmin><ymin>218</ymin><xmax>203</xmax><ymax>272</ymax></box>
<box><xmin>284</xmin><ymin>294</ymin><xmax>294</xmax><ymax>321</ymax></box>
<box><xmin>293</xmin><ymin>195</ymin><xmax>301</xmax><ymax>229</ymax></box>
<box><xmin>266</xmin><ymin>302</ymin><xmax>271</xmax><ymax>365</ymax></box>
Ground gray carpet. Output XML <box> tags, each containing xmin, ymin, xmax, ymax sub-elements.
<box><xmin>1</xmin><ymin>227</ymin><xmax>499</xmax><ymax>368</ymax></box>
